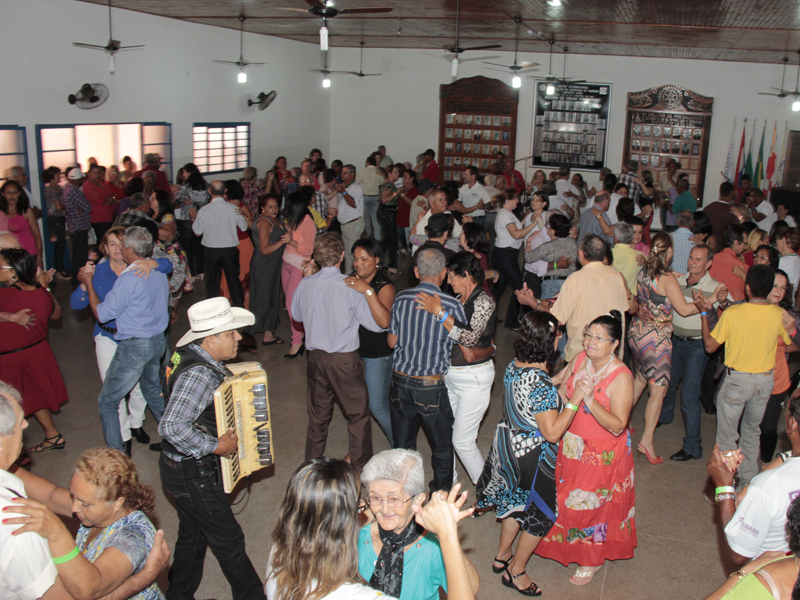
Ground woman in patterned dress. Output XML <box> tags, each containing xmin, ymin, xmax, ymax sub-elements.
<box><xmin>475</xmin><ymin>311</ymin><xmax>580</xmax><ymax>596</ymax></box>
<box><xmin>535</xmin><ymin>311</ymin><xmax>635</xmax><ymax>586</ymax></box>
<box><xmin>627</xmin><ymin>232</ymin><xmax>713</xmax><ymax>463</ymax></box>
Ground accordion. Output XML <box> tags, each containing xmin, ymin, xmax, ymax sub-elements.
<box><xmin>213</xmin><ymin>362</ymin><xmax>274</xmax><ymax>493</ymax></box>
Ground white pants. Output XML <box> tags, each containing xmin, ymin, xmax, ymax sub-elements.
<box><xmin>95</xmin><ymin>334</ymin><xmax>147</xmax><ymax>441</ymax></box>
<box><xmin>445</xmin><ymin>360</ymin><xmax>495</xmax><ymax>484</ymax></box>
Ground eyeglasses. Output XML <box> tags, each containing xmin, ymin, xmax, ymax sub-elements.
<box><xmin>366</xmin><ymin>494</ymin><xmax>416</xmax><ymax>510</ymax></box>
<box><xmin>0</xmin><ymin>265</ymin><xmax>14</xmax><ymax>270</ymax></box>
<box><xmin>583</xmin><ymin>329</ymin><xmax>614</xmax><ymax>343</ymax></box>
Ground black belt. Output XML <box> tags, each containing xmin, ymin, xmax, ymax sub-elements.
<box><xmin>672</xmin><ymin>334</ymin><xmax>701</xmax><ymax>342</ymax></box>
<box><xmin>543</xmin><ymin>275</ymin><xmax>568</xmax><ymax>281</ymax></box>
<box><xmin>340</xmin><ymin>217</ymin><xmax>363</xmax><ymax>225</ymax></box>
<box><xmin>0</xmin><ymin>339</ymin><xmax>44</xmax><ymax>356</ymax></box>
<box><xmin>725</xmin><ymin>367</ymin><xmax>773</xmax><ymax>376</ymax></box>
<box><xmin>98</xmin><ymin>322</ymin><xmax>117</xmax><ymax>335</ymax></box>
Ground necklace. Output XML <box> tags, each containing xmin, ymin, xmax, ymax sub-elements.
<box><xmin>586</xmin><ymin>354</ymin><xmax>615</xmax><ymax>383</ymax></box>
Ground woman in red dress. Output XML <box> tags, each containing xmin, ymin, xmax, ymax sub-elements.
<box><xmin>535</xmin><ymin>311</ymin><xmax>636</xmax><ymax>586</ymax></box>
<box><xmin>0</xmin><ymin>248</ymin><xmax>68</xmax><ymax>465</ymax></box>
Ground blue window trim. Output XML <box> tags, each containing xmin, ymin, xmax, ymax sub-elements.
<box><xmin>192</xmin><ymin>121</ymin><xmax>250</xmax><ymax>175</ymax></box>
<box><xmin>0</xmin><ymin>125</ymin><xmax>29</xmax><ymax>181</ymax></box>
<box><xmin>142</xmin><ymin>121</ymin><xmax>173</xmax><ymax>182</ymax></box>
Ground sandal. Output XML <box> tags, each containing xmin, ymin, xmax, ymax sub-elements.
<box><xmin>29</xmin><ymin>434</ymin><xmax>65</xmax><ymax>453</ymax></box>
<box><xmin>502</xmin><ymin>569</ymin><xmax>542</xmax><ymax>597</ymax></box>
<box><xmin>15</xmin><ymin>453</ymin><xmax>32</xmax><ymax>471</ymax></box>
<box><xmin>569</xmin><ymin>565</ymin><xmax>602</xmax><ymax>586</ymax></box>
<box><xmin>492</xmin><ymin>555</ymin><xmax>513</xmax><ymax>574</ymax></box>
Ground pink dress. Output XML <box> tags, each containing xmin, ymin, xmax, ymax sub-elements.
<box><xmin>7</xmin><ymin>213</ymin><xmax>36</xmax><ymax>256</ymax></box>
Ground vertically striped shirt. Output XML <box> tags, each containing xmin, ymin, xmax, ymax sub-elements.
<box><xmin>390</xmin><ymin>282</ymin><xmax>466</xmax><ymax>376</ymax></box>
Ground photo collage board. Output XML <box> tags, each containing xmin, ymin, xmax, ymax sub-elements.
<box><xmin>624</xmin><ymin>85</ymin><xmax>713</xmax><ymax>200</ymax></box>
<box><xmin>438</xmin><ymin>76</ymin><xmax>519</xmax><ymax>185</ymax></box>
<box><xmin>531</xmin><ymin>81</ymin><xmax>611</xmax><ymax>170</ymax></box>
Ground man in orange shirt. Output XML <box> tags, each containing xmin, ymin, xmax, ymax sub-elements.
<box><xmin>708</xmin><ymin>224</ymin><xmax>749</xmax><ymax>302</ymax></box>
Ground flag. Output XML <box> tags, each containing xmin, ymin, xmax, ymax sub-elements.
<box><xmin>754</xmin><ymin>121</ymin><xmax>765</xmax><ymax>188</ymax></box>
<box><xmin>735</xmin><ymin>119</ymin><xmax>746</xmax><ymax>187</ymax></box>
<box><xmin>777</xmin><ymin>121</ymin><xmax>789</xmax><ymax>188</ymax></box>
<box><xmin>744</xmin><ymin>119</ymin><xmax>755</xmax><ymax>182</ymax></box>
<box><xmin>766</xmin><ymin>121</ymin><xmax>777</xmax><ymax>191</ymax></box>
<box><xmin>723</xmin><ymin>118</ymin><xmax>737</xmax><ymax>182</ymax></box>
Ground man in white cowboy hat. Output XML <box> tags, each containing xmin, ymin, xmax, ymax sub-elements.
<box><xmin>156</xmin><ymin>297</ymin><xmax>265</xmax><ymax>600</ymax></box>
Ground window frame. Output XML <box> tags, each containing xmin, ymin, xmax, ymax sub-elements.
<box><xmin>192</xmin><ymin>122</ymin><xmax>251</xmax><ymax>175</ymax></box>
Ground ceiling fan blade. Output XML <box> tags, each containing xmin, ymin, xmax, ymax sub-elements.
<box><xmin>462</xmin><ymin>44</ymin><xmax>502</xmax><ymax>51</ymax></box>
<box><xmin>117</xmin><ymin>45</ymin><xmax>145</xmax><ymax>50</ymax></box>
<box><xmin>244</xmin><ymin>62</ymin><xmax>266</xmax><ymax>66</ymax></box>
<box><xmin>458</xmin><ymin>55</ymin><xmax>501</xmax><ymax>63</ymax></box>
<box><xmin>758</xmin><ymin>92</ymin><xmax>784</xmax><ymax>96</ymax></box>
<box><xmin>517</xmin><ymin>67</ymin><xmax>540</xmax><ymax>73</ymax></box>
<box><xmin>340</xmin><ymin>7</ymin><xmax>393</xmax><ymax>14</ymax></box>
<box><xmin>483</xmin><ymin>67</ymin><xmax>510</xmax><ymax>74</ymax></box>
<box><xmin>274</xmin><ymin>7</ymin><xmax>312</xmax><ymax>12</ymax></box>
<box><xmin>482</xmin><ymin>62</ymin><xmax>510</xmax><ymax>68</ymax></box>
<box><xmin>329</xmin><ymin>70</ymin><xmax>361</xmax><ymax>75</ymax></box>
<box><xmin>73</xmin><ymin>43</ymin><xmax>108</xmax><ymax>50</ymax></box>
<box><xmin>361</xmin><ymin>73</ymin><xmax>382</xmax><ymax>77</ymax></box>
<box><xmin>304</xmin><ymin>0</ymin><xmax>327</xmax><ymax>8</ymax></box>
<box><xmin>213</xmin><ymin>60</ymin><xmax>240</xmax><ymax>65</ymax></box>
<box><xmin>308</xmin><ymin>69</ymin><xmax>328</xmax><ymax>73</ymax></box>
<box><xmin>518</xmin><ymin>61</ymin><xmax>540</xmax><ymax>68</ymax></box>
<box><xmin>420</xmin><ymin>52</ymin><xmax>451</xmax><ymax>62</ymax></box>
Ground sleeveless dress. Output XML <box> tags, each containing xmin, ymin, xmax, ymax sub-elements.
<box><xmin>475</xmin><ymin>362</ymin><xmax>560</xmax><ymax>536</ymax></box>
<box><xmin>535</xmin><ymin>352</ymin><xmax>637</xmax><ymax>567</ymax></box>
<box><xmin>628</xmin><ymin>271</ymin><xmax>673</xmax><ymax>386</ymax></box>
<box><xmin>6</xmin><ymin>213</ymin><xmax>36</xmax><ymax>256</ymax></box>
<box><xmin>248</xmin><ymin>215</ymin><xmax>285</xmax><ymax>334</ymax></box>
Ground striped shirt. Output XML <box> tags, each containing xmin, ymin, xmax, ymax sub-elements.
<box><xmin>390</xmin><ymin>282</ymin><xmax>466</xmax><ymax>376</ymax></box>
<box><xmin>63</xmin><ymin>184</ymin><xmax>92</xmax><ymax>233</ymax></box>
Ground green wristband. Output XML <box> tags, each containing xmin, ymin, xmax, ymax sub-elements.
<box><xmin>53</xmin><ymin>546</ymin><xmax>80</xmax><ymax>565</ymax></box>
<box><xmin>564</xmin><ymin>403</ymin><xmax>579</xmax><ymax>412</ymax></box>
<box><xmin>715</xmin><ymin>486</ymin><xmax>735</xmax><ymax>495</ymax></box>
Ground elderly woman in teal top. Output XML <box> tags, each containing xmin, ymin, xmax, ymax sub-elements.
<box><xmin>6</xmin><ymin>448</ymin><xmax>164</xmax><ymax>599</ymax></box>
<box><xmin>358</xmin><ymin>449</ymin><xmax>481</xmax><ymax>600</ymax></box>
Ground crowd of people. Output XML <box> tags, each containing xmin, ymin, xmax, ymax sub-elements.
<box><xmin>1</xmin><ymin>145</ymin><xmax>800</xmax><ymax>599</ymax></box>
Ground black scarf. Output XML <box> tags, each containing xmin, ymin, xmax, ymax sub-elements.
<box><xmin>369</xmin><ymin>519</ymin><xmax>423</xmax><ymax>598</ymax></box>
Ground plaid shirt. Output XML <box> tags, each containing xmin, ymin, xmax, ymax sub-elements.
<box><xmin>158</xmin><ymin>344</ymin><xmax>229</xmax><ymax>461</ymax></box>
<box><xmin>617</xmin><ymin>171</ymin><xmax>643</xmax><ymax>207</ymax></box>
<box><xmin>63</xmin><ymin>184</ymin><xmax>92</xmax><ymax>233</ymax></box>
<box><xmin>310</xmin><ymin>190</ymin><xmax>329</xmax><ymax>234</ymax></box>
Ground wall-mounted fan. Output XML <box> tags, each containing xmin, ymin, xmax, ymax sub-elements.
<box><xmin>213</xmin><ymin>15</ymin><xmax>266</xmax><ymax>82</ymax></box>
<box><xmin>275</xmin><ymin>0</ymin><xmax>392</xmax><ymax>51</ymax></box>
<box><xmin>72</xmin><ymin>0</ymin><xmax>144</xmax><ymax>74</ymax></box>
<box><xmin>68</xmin><ymin>83</ymin><xmax>110</xmax><ymax>109</ymax></box>
<box><xmin>248</xmin><ymin>91</ymin><xmax>277</xmax><ymax>110</ymax></box>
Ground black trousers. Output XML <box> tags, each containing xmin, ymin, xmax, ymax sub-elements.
<box><xmin>760</xmin><ymin>390</ymin><xmax>789</xmax><ymax>462</ymax></box>
<box><xmin>70</xmin><ymin>229</ymin><xmax>89</xmax><ymax>285</ymax></box>
<box><xmin>204</xmin><ymin>246</ymin><xmax>244</xmax><ymax>307</ymax></box>
<box><xmin>159</xmin><ymin>455</ymin><xmax>265</xmax><ymax>600</ymax></box>
<box><xmin>178</xmin><ymin>219</ymin><xmax>204</xmax><ymax>276</ymax></box>
<box><xmin>492</xmin><ymin>246</ymin><xmax>524</xmax><ymax>329</ymax></box>
<box><xmin>48</xmin><ymin>216</ymin><xmax>67</xmax><ymax>272</ymax></box>
<box><xmin>377</xmin><ymin>206</ymin><xmax>399</xmax><ymax>268</ymax></box>
<box><xmin>91</xmin><ymin>222</ymin><xmax>112</xmax><ymax>246</ymax></box>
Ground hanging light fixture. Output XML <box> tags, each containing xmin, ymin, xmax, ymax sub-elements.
<box><xmin>793</xmin><ymin>100</ymin><xmax>800</xmax><ymax>111</ymax></box>
<box><xmin>512</xmin><ymin>75</ymin><xmax>521</xmax><ymax>88</ymax></box>
<box><xmin>546</xmin><ymin>83</ymin><xmax>555</xmax><ymax>95</ymax></box>
<box><xmin>322</xmin><ymin>76</ymin><xmax>331</xmax><ymax>88</ymax></box>
<box><xmin>238</xmin><ymin>70</ymin><xmax>247</xmax><ymax>83</ymax></box>
<box><xmin>320</xmin><ymin>18</ymin><xmax>329</xmax><ymax>51</ymax></box>
<box><xmin>451</xmin><ymin>57</ymin><xmax>459</xmax><ymax>77</ymax></box>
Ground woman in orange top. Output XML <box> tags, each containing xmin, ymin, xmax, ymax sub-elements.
<box><xmin>282</xmin><ymin>191</ymin><xmax>317</xmax><ymax>358</ymax></box>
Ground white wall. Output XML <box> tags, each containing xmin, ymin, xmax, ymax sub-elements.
<box><xmin>0</xmin><ymin>0</ymin><xmax>331</xmax><ymax>201</ymax></box>
<box><xmin>327</xmin><ymin>45</ymin><xmax>800</xmax><ymax>206</ymax></box>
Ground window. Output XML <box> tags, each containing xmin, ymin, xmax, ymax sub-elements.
<box><xmin>0</xmin><ymin>125</ymin><xmax>29</xmax><ymax>183</ymax></box>
<box><xmin>193</xmin><ymin>123</ymin><xmax>250</xmax><ymax>174</ymax></box>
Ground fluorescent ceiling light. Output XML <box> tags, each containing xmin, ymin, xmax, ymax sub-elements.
<box><xmin>793</xmin><ymin>100</ymin><xmax>800</xmax><ymax>111</ymax></box>
<box><xmin>320</xmin><ymin>25</ymin><xmax>329</xmax><ymax>51</ymax></box>
<box><xmin>547</xmin><ymin>0</ymin><xmax>562</xmax><ymax>6</ymax></box>
<box><xmin>546</xmin><ymin>84</ymin><xmax>555</xmax><ymax>95</ymax></box>
<box><xmin>238</xmin><ymin>71</ymin><xmax>247</xmax><ymax>83</ymax></box>
<box><xmin>512</xmin><ymin>75</ymin><xmax>521</xmax><ymax>88</ymax></box>
<box><xmin>322</xmin><ymin>76</ymin><xmax>331</xmax><ymax>88</ymax></box>
<box><xmin>451</xmin><ymin>57</ymin><xmax>459</xmax><ymax>77</ymax></box>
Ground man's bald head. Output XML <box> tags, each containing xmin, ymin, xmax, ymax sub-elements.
<box><xmin>0</xmin><ymin>232</ymin><xmax>21</xmax><ymax>250</ymax></box>
<box><xmin>299</xmin><ymin>174</ymin><xmax>314</xmax><ymax>187</ymax></box>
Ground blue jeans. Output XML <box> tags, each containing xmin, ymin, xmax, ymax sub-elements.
<box><xmin>660</xmin><ymin>337</ymin><xmax>709</xmax><ymax>457</ymax></box>
<box><xmin>98</xmin><ymin>336</ymin><xmax>166</xmax><ymax>451</ymax></box>
<box><xmin>541</xmin><ymin>277</ymin><xmax>566</xmax><ymax>300</ymax></box>
<box><xmin>363</xmin><ymin>195</ymin><xmax>380</xmax><ymax>237</ymax></box>
<box><xmin>362</xmin><ymin>355</ymin><xmax>394</xmax><ymax>446</ymax></box>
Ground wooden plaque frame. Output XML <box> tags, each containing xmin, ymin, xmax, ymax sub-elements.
<box><xmin>438</xmin><ymin>76</ymin><xmax>519</xmax><ymax>186</ymax></box>
<box><xmin>623</xmin><ymin>85</ymin><xmax>713</xmax><ymax>201</ymax></box>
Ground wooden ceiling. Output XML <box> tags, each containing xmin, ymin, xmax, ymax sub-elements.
<box><xmin>78</xmin><ymin>0</ymin><xmax>800</xmax><ymax>65</ymax></box>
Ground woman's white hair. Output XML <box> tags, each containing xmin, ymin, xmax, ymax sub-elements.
<box><xmin>361</xmin><ymin>449</ymin><xmax>425</xmax><ymax>497</ymax></box>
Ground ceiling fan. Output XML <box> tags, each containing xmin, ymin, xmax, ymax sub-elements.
<box><xmin>310</xmin><ymin>51</ymin><xmax>336</xmax><ymax>87</ymax></box>
<box><xmin>527</xmin><ymin>37</ymin><xmax>586</xmax><ymax>89</ymax></box>
<box><xmin>443</xmin><ymin>0</ymin><xmax>502</xmax><ymax>77</ymax></box>
<box><xmin>213</xmin><ymin>16</ymin><xmax>266</xmax><ymax>83</ymax></box>
<box><xmin>483</xmin><ymin>17</ymin><xmax>539</xmax><ymax>87</ymax></box>
<box><xmin>275</xmin><ymin>0</ymin><xmax>393</xmax><ymax>51</ymax></box>
<box><xmin>335</xmin><ymin>42</ymin><xmax>382</xmax><ymax>77</ymax></box>
<box><xmin>759</xmin><ymin>52</ymin><xmax>800</xmax><ymax>101</ymax></box>
<box><xmin>72</xmin><ymin>0</ymin><xmax>144</xmax><ymax>74</ymax></box>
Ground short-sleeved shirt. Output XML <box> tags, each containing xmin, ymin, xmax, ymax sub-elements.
<box><xmin>0</xmin><ymin>470</ymin><xmax>57</xmax><ymax>600</ymax></box>
<box><xmin>725</xmin><ymin>457</ymin><xmax>800</xmax><ymax>557</ymax></box>
<box><xmin>709</xmin><ymin>248</ymin><xmax>749</xmax><ymax>302</ymax></box>
<box><xmin>703</xmin><ymin>201</ymin><xmax>739</xmax><ymax>249</ymax></box>
<box><xmin>337</xmin><ymin>182</ymin><xmax>364</xmax><ymax>223</ymax></box>
<box><xmin>495</xmin><ymin>208</ymin><xmax>522</xmax><ymax>249</ymax></box>
<box><xmin>577</xmin><ymin>203</ymin><xmax>613</xmax><ymax>246</ymax></box>
<box><xmin>611</xmin><ymin>243</ymin><xmax>644</xmax><ymax>294</ymax></box>
<box><xmin>357</xmin><ymin>525</ymin><xmax>446</xmax><ymax>600</ymax></box>
<box><xmin>672</xmin><ymin>191</ymin><xmax>697</xmax><ymax>214</ymax></box>
<box><xmin>753</xmin><ymin>200</ymin><xmax>774</xmax><ymax>224</ymax></box>
<box><xmin>76</xmin><ymin>511</ymin><xmax>164</xmax><ymax>600</ymax></box>
<box><xmin>710</xmin><ymin>302</ymin><xmax>791</xmax><ymax>373</ymax></box>
<box><xmin>458</xmin><ymin>182</ymin><xmax>490</xmax><ymax>217</ymax></box>
<box><xmin>779</xmin><ymin>254</ymin><xmax>800</xmax><ymax>293</ymax></box>
<box><xmin>45</xmin><ymin>185</ymin><xmax>66</xmax><ymax>218</ymax></box>
<box><xmin>670</xmin><ymin>227</ymin><xmax>694</xmax><ymax>274</ymax></box>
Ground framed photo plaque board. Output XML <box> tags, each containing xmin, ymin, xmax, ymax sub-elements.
<box><xmin>439</xmin><ymin>76</ymin><xmax>519</xmax><ymax>185</ymax></box>
<box><xmin>531</xmin><ymin>81</ymin><xmax>611</xmax><ymax>171</ymax></box>
<box><xmin>624</xmin><ymin>85</ymin><xmax>713</xmax><ymax>200</ymax></box>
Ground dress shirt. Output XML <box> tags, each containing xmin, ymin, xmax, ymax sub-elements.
<box><xmin>82</xmin><ymin>181</ymin><xmax>116</xmax><ymax>223</ymax></box>
<box><xmin>458</xmin><ymin>182</ymin><xmax>490</xmax><ymax>217</ymax></box>
<box><xmin>310</xmin><ymin>190</ymin><xmax>329</xmax><ymax>233</ymax></box>
<box><xmin>336</xmin><ymin>182</ymin><xmax>364</xmax><ymax>224</ymax></box>
<box><xmin>63</xmin><ymin>184</ymin><xmax>92</xmax><ymax>233</ymax></box>
<box><xmin>617</xmin><ymin>171</ymin><xmax>643</xmax><ymax>206</ymax></box>
<box><xmin>355</xmin><ymin>165</ymin><xmax>383</xmax><ymax>196</ymax></box>
<box><xmin>291</xmin><ymin>267</ymin><xmax>383</xmax><ymax>353</ymax></box>
<box><xmin>672</xmin><ymin>271</ymin><xmax>725</xmax><ymax>338</ymax></box>
<box><xmin>159</xmin><ymin>343</ymin><xmax>226</xmax><ymax>462</ymax></box>
<box><xmin>611</xmin><ymin>243</ymin><xmax>644</xmax><ymax>293</ymax></box>
<box><xmin>550</xmin><ymin>261</ymin><xmax>629</xmax><ymax>361</ymax></box>
<box><xmin>390</xmin><ymin>282</ymin><xmax>466</xmax><ymax>376</ymax></box>
<box><xmin>578</xmin><ymin>203</ymin><xmax>613</xmax><ymax>245</ymax></box>
<box><xmin>192</xmin><ymin>197</ymin><xmax>247</xmax><ymax>248</ymax></box>
<box><xmin>670</xmin><ymin>227</ymin><xmax>694</xmax><ymax>274</ymax></box>
<box><xmin>0</xmin><ymin>469</ymin><xmax>58</xmax><ymax>600</ymax></box>
<box><xmin>96</xmin><ymin>261</ymin><xmax>169</xmax><ymax>340</ymax></box>
<box><xmin>709</xmin><ymin>248</ymin><xmax>748</xmax><ymax>301</ymax></box>
<box><xmin>71</xmin><ymin>258</ymin><xmax>172</xmax><ymax>339</ymax></box>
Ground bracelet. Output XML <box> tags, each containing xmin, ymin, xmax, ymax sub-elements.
<box><xmin>436</xmin><ymin>308</ymin><xmax>445</xmax><ymax>321</ymax></box>
<box><xmin>564</xmin><ymin>403</ymin><xmax>579</xmax><ymax>412</ymax></box>
<box><xmin>53</xmin><ymin>546</ymin><xmax>80</xmax><ymax>565</ymax></box>
<box><xmin>363</xmin><ymin>288</ymin><xmax>375</xmax><ymax>299</ymax></box>
<box><xmin>491</xmin><ymin>343</ymin><xmax>497</xmax><ymax>354</ymax></box>
<box><xmin>715</xmin><ymin>486</ymin><xmax>735</xmax><ymax>495</ymax></box>
<box><xmin>729</xmin><ymin>569</ymin><xmax>747</xmax><ymax>580</ymax></box>
<box><xmin>438</xmin><ymin>311</ymin><xmax>450</xmax><ymax>324</ymax></box>
<box><xmin>700</xmin><ymin>311</ymin><xmax>708</xmax><ymax>316</ymax></box>
<box><xmin>715</xmin><ymin>493</ymin><xmax>736</xmax><ymax>502</ymax></box>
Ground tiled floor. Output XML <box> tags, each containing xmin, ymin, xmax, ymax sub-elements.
<box><xmin>30</xmin><ymin>264</ymin><xmax>789</xmax><ymax>600</ymax></box>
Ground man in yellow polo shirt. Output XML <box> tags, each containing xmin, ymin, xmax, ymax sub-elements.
<box><xmin>611</xmin><ymin>221</ymin><xmax>644</xmax><ymax>294</ymax></box>
<box><xmin>699</xmin><ymin>264</ymin><xmax>792</xmax><ymax>487</ymax></box>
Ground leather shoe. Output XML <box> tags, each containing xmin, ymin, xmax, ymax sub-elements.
<box><xmin>670</xmin><ymin>449</ymin><xmax>699</xmax><ymax>462</ymax></box>
<box><xmin>123</xmin><ymin>439</ymin><xmax>132</xmax><ymax>457</ymax></box>
<box><xmin>131</xmin><ymin>427</ymin><xmax>150</xmax><ymax>444</ymax></box>
<box><xmin>149</xmin><ymin>442</ymin><xmax>162</xmax><ymax>452</ymax></box>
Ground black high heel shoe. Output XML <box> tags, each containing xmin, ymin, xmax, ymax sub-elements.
<box><xmin>502</xmin><ymin>568</ymin><xmax>543</xmax><ymax>597</ymax></box>
<box><xmin>284</xmin><ymin>343</ymin><xmax>305</xmax><ymax>359</ymax></box>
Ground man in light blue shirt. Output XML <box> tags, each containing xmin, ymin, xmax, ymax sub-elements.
<box><xmin>78</xmin><ymin>226</ymin><xmax>170</xmax><ymax>451</ymax></box>
<box><xmin>671</xmin><ymin>210</ymin><xmax>695</xmax><ymax>274</ymax></box>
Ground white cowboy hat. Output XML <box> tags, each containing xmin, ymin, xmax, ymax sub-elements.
<box><xmin>177</xmin><ymin>298</ymin><xmax>255</xmax><ymax>347</ymax></box>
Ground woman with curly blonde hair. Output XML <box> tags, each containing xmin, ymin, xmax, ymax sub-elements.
<box><xmin>627</xmin><ymin>233</ymin><xmax>721</xmax><ymax>464</ymax></box>
<box><xmin>7</xmin><ymin>448</ymin><xmax>165</xmax><ymax>599</ymax></box>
